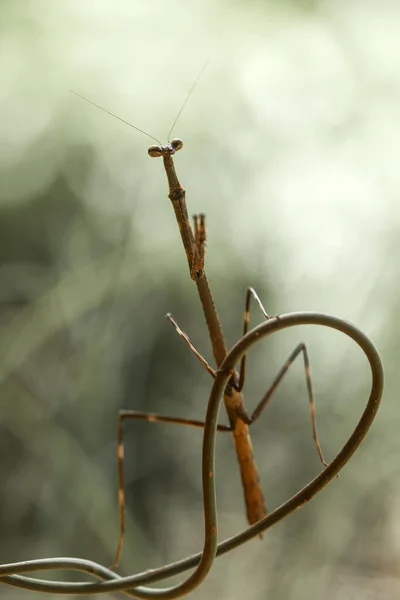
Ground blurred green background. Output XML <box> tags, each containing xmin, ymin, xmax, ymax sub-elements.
<box><xmin>0</xmin><ymin>1</ymin><xmax>399</xmax><ymax>598</ymax></box>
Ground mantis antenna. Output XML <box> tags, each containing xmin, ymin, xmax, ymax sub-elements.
<box><xmin>70</xmin><ymin>59</ymin><xmax>209</xmax><ymax>145</ymax></box>
<box><xmin>167</xmin><ymin>59</ymin><xmax>209</xmax><ymax>141</ymax></box>
<box><xmin>69</xmin><ymin>90</ymin><xmax>162</xmax><ymax>144</ymax></box>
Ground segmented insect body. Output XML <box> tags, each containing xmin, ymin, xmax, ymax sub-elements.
<box><xmin>71</xmin><ymin>91</ymin><xmax>326</xmax><ymax>568</ymax></box>
<box><xmin>149</xmin><ymin>140</ymin><xmax>267</xmax><ymax>526</ymax></box>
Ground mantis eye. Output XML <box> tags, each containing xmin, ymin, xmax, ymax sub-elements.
<box><xmin>170</xmin><ymin>138</ymin><xmax>183</xmax><ymax>152</ymax></box>
<box><xmin>148</xmin><ymin>145</ymin><xmax>163</xmax><ymax>157</ymax></box>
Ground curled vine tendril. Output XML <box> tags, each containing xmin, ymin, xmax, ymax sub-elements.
<box><xmin>0</xmin><ymin>312</ymin><xmax>383</xmax><ymax>597</ymax></box>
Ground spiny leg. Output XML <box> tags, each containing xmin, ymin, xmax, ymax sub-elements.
<box><xmin>112</xmin><ymin>410</ymin><xmax>230</xmax><ymax>568</ymax></box>
<box><xmin>249</xmin><ymin>342</ymin><xmax>328</xmax><ymax>467</ymax></box>
<box><xmin>166</xmin><ymin>312</ymin><xmax>216</xmax><ymax>378</ymax></box>
<box><xmin>237</xmin><ymin>287</ymin><xmax>273</xmax><ymax>392</ymax></box>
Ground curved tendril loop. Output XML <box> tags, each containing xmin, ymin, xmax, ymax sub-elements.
<box><xmin>0</xmin><ymin>312</ymin><xmax>383</xmax><ymax>597</ymax></box>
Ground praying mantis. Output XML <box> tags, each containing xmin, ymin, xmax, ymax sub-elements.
<box><xmin>71</xmin><ymin>90</ymin><xmax>328</xmax><ymax>569</ymax></box>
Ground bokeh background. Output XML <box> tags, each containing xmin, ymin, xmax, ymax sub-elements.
<box><xmin>0</xmin><ymin>1</ymin><xmax>399</xmax><ymax>598</ymax></box>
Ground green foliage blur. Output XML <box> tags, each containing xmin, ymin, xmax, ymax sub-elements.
<box><xmin>1</xmin><ymin>1</ymin><xmax>398</xmax><ymax>599</ymax></box>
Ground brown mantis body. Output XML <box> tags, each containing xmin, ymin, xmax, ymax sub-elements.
<box><xmin>114</xmin><ymin>139</ymin><xmax>327</xmax><ymax>567</ymax></box>
<box><xmin>152</xmin><ymin>140</ymin><xmax>266</xmax><ymax>525</ymax></box>
<box><xmin>69</xmin><ymin>90</ymin><xmax>326</xmax><ymax>568</ymax></box>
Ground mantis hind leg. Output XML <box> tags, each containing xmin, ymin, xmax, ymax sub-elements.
<box><xmin>112</xmin><ymin>410</ymin><xmax>230</xmax><ymax>568</ymax></box>
<box><xmin>237</xmin><ymin>287</ymin><xmax>327</xmax><ymax>467</ymax></box>
<box><xmin>248</xmin><ymin>342</ymin><xmax>327</xmax><ymax>467</ymax></box>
